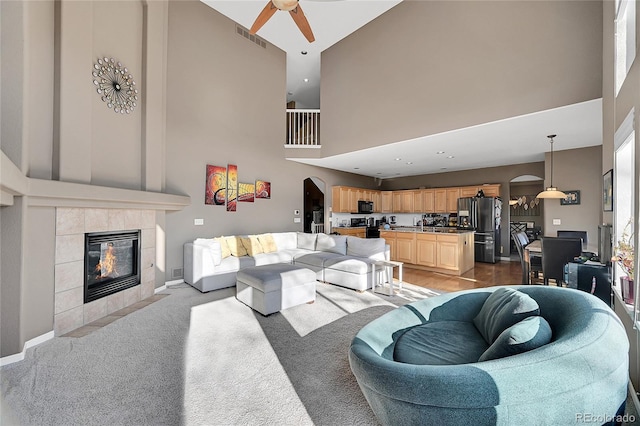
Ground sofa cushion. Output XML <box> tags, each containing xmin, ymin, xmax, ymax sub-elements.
<box><xmin>393</xmin><ymin>321</ymin><xmax>489</xmax><ymax>365</ymax></box>
<box><xmin>257</xmin><ymin>233</ymin><xmax>278</xmax><ymax>253</ymax></box>
<box><xmin>473</xmin><ymin>287</ymin><xmax>540</xmax><ymax>344</ymax></box>
<box><xmin>316</xmin><ymin>233</ymin><xmax>347</xmax><ymax>255</ymax></box>
<box><xmin>225</xmin><ymin>236</ymin><xmax>248</xmax><ymax>257</ymax></box>
<box><xmin>297</xmin><ymin>232</ymin><xmax>317</xmax><ymax>250</ymax></box>
<box><xmin>479</xmin><ymin>316</ymin><xmax>553</xmax><ymax>362</ymax></box>
<box><xmin>252</xmin><ymin>251</ymin><xmax>294</xmax><ymax>266</ymax></box>
<box><xmin>346</xmin><ymin>236</ymin><xmax>386</xmax><ymax>260</ymax></box>
<box><xmin>323</xmin><ymin>256</ymin><xmax>374</xmax><ymax>274</ymax></box>
<box><xmin>241</xmin><ymin>236</ymin><xmax>264</xmax><ymax>256</ymax></box>
<box><xmin>294</xmin><ymin>251</ymin><xmax>343</xmax><ymax>269</ymax></box>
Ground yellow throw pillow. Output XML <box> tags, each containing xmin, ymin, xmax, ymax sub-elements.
<box><xmin>225</xmin><ymin>236</ymin><xmax>248</xmax><ymax>257</ymax></box>
<box><xmin>241</xmin><ymin>236</ymin><xmax>264</xmax><ymax>256</ymax></box>
<box><xmin>257</xmin><ymin>233</ymin><xmax>277</xmax><ymax>253</ymax></box>
<box><xmin>214</xmin><ymin>236</ymin><xmax>231</xmax><ymax>258</ymax></box>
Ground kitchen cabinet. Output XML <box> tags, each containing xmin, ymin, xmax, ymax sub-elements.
<box><xmin>436</xmin><ymin>234</ymin><xmax>460</xmax><ymax>270</ymax></box>
<box><xmin>380</xmin><ymin>231</ymin><xmax>396</xmax><ymax>260</ymax></box>
<box><xmin>423</xmin><ymin>190</ymin><xmax>435</xmax><ymax>213</ymax></box>
<box><xmin>416</xmin><ymin>233</ymin><xmax>437</xmax><ymax>267</ymax></box>
<box><xmin>392</xmin><ymin>190</ymin><xmax>414</xmax><ymax>213</ymax></box>
<box><xmin>459</xmin><ymin>186</ymin><xmax>478</xmax><ymax>198</ymax></box>
<box><xmin>334</xmin><ymin>227</ymin><xmax>366</xmax><ymax>238</ymax></box>
<box><xmin>395</xmin><ymin>232</ymin><xmax>416</xmax><ymax>264</ymax></box>
<box><xmin>446</xmin><ymin>188</ymin><xmax>460</xmax><ymax>213</ymax></box>
<box><xmin>381</xmin><ymin>191</ymin><xmax>393</xmax><ymax>213</ymax></box>
<box><xmin>332</xmin><ymin>186</ymin><xmax>349</xmax><ymax>213</ymax></box>
<box><xmin>459</xmin><ymin>184</ymin><xmax>501</xmax><ymax>198</ymax></box>
<box><xmin>412</xmin><ymin>190</ymin><xmax>424</xmax><ymax>213</ymax></box>
<box><xmin>377</xmin><ymin>230</ymin><xmax>474</xmax><ymax>275</ymax></box>
<box><xmin>434</xmin><ymin>189</ymin><xmax>447</xmax><ymax>213</ymax></box>
<box><xmin>349</xmin><ymin>189</ymin><xmax>363</xmax><ymax>212</ymax></box>
<box><xmin>479</xmin><ymin>184</ymin><xmax>501</xmax><ymax>197</ymax></box>
<box><xmin>371</xmin><ymin>191</ymin><xmax>382</xmax><ymax>212</ymax></box>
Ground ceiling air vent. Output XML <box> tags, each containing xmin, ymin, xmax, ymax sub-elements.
<box><xmin>236</xmin><ymin>24</ymin><xmax>267</xmax><ymax>49</ymax></box>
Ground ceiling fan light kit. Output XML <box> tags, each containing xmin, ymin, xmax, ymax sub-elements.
<box><xmin>250</xmin><ymin>0</ymin><xmax>316</xmax><ymax>43</ymax></box>
<box><xmin>536</xmin><ymin>134</ymin><xmax>568</xmax><ymax>199</ymax></box>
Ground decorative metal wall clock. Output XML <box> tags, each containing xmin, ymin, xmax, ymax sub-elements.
<box><xmin>92</xmin><ymin>57</ymin><xmax>138</xmax><ymax>114</ymax></box>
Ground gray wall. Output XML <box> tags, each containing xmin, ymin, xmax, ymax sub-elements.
<box><xmin>163</xmin><ymin>1</ymin><xmax>371</xmax><ymax>281</ymax></box>
<box><xmin>320</xmin><ymin>0</ymin><xmax>603</xmax><ymax>157</ymax></box>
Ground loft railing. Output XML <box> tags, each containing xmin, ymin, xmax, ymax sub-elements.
<box><xmin>286</xmin><ymin>109</ymin><xmax>320</xmax><ymax>147</ymax></box>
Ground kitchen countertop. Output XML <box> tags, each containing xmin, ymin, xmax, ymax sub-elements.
<box><xmin>381</xmin><ymin>226</ymin><xmax>475</xmax><ymax>234</ymax></box>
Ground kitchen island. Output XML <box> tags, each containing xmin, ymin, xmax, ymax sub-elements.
<box><xmin>380</xmin><ymin>227</ymin><xmax>475</xmax><ymax>276</ymax></box>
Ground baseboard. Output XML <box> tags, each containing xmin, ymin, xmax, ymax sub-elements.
<box><xmin>0</xmin><ymin>330</ymin><xmax>54</xmax><ymax>367</ymax></box>
<box><xmin>630</xmin><ymin>381</ymin><xmax>640</xmax><ymax>419</ymax></box>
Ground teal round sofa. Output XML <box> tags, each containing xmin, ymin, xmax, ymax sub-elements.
<box><xmin>349</xmin><ymin>286</ymin><xmax>629</xmax><ymax>426</ymax></box>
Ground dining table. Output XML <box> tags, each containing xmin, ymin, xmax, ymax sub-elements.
<box><xmin>523</xmin><ymin>239</ymin><xmax>599</xmax><ymax>284</ymax></box>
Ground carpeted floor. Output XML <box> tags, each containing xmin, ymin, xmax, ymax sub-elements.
<box><xmin>0</xmin><ymin>281</ymin><xmax>439</xmax><ymax>426</ymax></box>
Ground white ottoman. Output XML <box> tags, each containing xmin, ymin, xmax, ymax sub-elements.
<box><xmin>236</xmin><ymin>264</ymin><xmax>316</xmax><ymax>315</ymax></box>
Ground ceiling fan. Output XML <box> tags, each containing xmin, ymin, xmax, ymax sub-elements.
<box><xmin>250</xmin><ymin>0</ymin><xmax>315</xmax><ymax>43</ymax></box>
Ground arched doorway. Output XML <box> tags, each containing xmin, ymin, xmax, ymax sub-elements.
<box><xmin>303</xmin><ymin>177</ymin><xmax>325</xmax><ymax>233</ymax></box>
<box><xmin>508</xmin><ymin>175</ymin><xmax>544</xmax><ymax>258</ymax></box>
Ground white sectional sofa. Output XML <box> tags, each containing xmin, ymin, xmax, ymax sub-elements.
<box><xmin>183</xmin><ymin>232</ymin><xmax>389</xmax><ymax>293</ymax></box>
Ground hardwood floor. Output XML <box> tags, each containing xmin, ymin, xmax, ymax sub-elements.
<box><xmin>401</xmin><ymin>259</ymin><xmax>524</xmax><ymax>293</ymax></box>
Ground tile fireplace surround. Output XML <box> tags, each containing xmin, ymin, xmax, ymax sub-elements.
<box><xmin>54</xmin><ymin>208</ymin><xmax>156</xmax><ymax>335</ymax></box>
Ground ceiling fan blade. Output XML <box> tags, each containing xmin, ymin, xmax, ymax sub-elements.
<box><xmin>289</xmin><ymin>5</ymin><xmax>315</xmax><ymax>42</ymax></box>
<box><xmin>250</xmin><ymin>1</ymin><xmax>278</xmax><ymax>35</ymax></box>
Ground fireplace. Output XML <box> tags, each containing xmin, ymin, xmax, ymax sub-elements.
<box><xmin>84</xmin><ymin>230</ymin><xmax>141</xmax><ymax>303</ymax></box>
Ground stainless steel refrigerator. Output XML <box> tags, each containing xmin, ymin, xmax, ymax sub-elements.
<box><xmin>457</xmin><ymin>197</ymin><xmax>502</xmax><ymax>263</ymax></box>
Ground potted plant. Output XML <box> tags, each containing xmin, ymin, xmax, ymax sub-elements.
<box><xmin>612</xmin><ymin>218</ymin><xmax>634</xmax><ymax>304</ymax></box>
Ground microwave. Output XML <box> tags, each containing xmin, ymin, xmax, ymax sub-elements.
<box><xmin>358</xmin><ymin>201</ymin><xmax>374</xmax><ymax>214</ymax></box>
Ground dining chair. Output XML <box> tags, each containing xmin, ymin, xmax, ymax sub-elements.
<box><xmin>557</xmin><ymin>230</ymin><xmax>588</xmax><ymax>246</ymax></box>
<box><xmin>540</xmin><ymin>237</ymin><xmax>583</xmax><ymax>286</ymax></box>
<box><xmin>511</xmin><ymin>231</ymin><xmax>542</xmax><ymax>284</ymax></box>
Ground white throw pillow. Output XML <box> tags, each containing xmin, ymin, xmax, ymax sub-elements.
<box><xmin>193</xmin><ymin>238</ymin><xmax>222</xmax><ymax>265</ymax></box>
<box><xmin>297</xmin><ymin>232</ymin><xmax>318</xmax><ymax>250</ymax></box>
<box><xmin>316</xmin><ymin>233</ymin><xmax>347</xmax><ymax>255</ymax></box>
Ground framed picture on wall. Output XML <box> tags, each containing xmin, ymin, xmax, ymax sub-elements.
<box><xmin>560</xmin><ymin>190</ymin><xmax>581</xmax><ymax>206</ymax></box>
<box><xmin>603</xmin><ymin>169</ymin><xmax>613</xmax><ymax>211</ymax></box>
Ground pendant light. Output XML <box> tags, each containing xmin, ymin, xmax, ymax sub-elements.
<box><xmin>536</xmin><ymin>134</ymin><xmax>567</xmax><ymax>199</ymax></box>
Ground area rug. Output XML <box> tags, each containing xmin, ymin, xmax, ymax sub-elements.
<box><xmin>0</xmin><ymin>281</ymin><xmax>439</xmax><ymax>426</ymax></box>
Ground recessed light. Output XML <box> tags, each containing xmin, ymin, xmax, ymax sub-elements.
<box><xmin>303</xmin><ymin>78</ymin><xmax>309</xmax><ymax>82</ymax></box>
<box><xmin>394</xmin><ymin>158</ymin><xmax>401</xmax><ymax>161</ymax></box>
<box><xmin>406</xmin><ymin>162</ymin><xmax>413</xmax><ymax>165</ymax></box>
<box><xmin>301</xmin><ymin>51</ymin><xmax>308</xmax><ymax>55</ymax></box>
<box><xmin>287</xmin><ymin>91</ymin><xmax>293</xmax><ymax>96</ymax></box>
<box><xmin>376</xmin><ymin>172</ymin><xmax>382</xmax><ymax>175</ymax></box>
<box><xmin>354</xmin><ymin>167</ymin><xmax>360</xmax><ymax>170</ymax></box>
<box><xmin>447</xmin><ymin>155</ymin><xmax>455</xmax><ymax>159</ymax></box>
<box><xmin>436</xmin><ymin>151</ymin><xmax>445</xmax><ymax>154</ymax></box>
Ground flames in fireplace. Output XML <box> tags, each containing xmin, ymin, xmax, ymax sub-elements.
<box><xmin>94</xmin><ymin>243</ymin><xmax>119</xmax><ymax>279</ymax></box>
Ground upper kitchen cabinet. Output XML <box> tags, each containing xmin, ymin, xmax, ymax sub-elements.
<box><xmin>460</xmin><ymin>184</ymin><xmax>501</xmax><ymax>198</ymax></box>
<box><xmin>446</xmin><ymin>188</ymin><xmax>460</xmax><ymax>213</ymax></box>
<box><xmin>381</xmin><ymin>191</ymin><xmax>393</xmax><ymax>213</ymax></box>
<box><xmin>393</xmin><ymin>190</ymin><xmax>415</xmax><ymax>213</ymax></box>
<box><xmin>423</xmin><ymin>190</ymin><xmax>435</xmax><ymax>213</ymax></box>
<box><xmin>434</xmin><ymin>189</ymin><xmax>448</xmax><ymax>213</ymax></box>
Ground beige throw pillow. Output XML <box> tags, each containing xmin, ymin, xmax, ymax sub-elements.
<box><xmin>257</xmin><ymin>233</ymin><xmax>278</xmax><ymax>253</ymax></box>
<box><xmin>225</xmin><ymin>236</ymin><xmax>248</xmax><ymax>257</ymax></box>
<box><xmin>241</xmin><ymin>236</ymin><xmax>264</xmax><ymax>256</ymax></box>
<box><xmin>214</xmin><ymin>236</ymin><xmax>232</xmax><ymax>258</ymax></box>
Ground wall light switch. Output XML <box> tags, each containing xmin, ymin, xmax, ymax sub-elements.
<box><xmin>194</xmin><ymin>218</ymin><xmax>204</xmax><ymax>226</ymax></box>
<box><xmin>294</xmin><ymin>217</ymin><xmax>301</xmax><ymax>223</ymax></box>
<box><xmin>552</xmin><ymin>219</ymin><xmax>561</xmax><ymax>225</ymax></box>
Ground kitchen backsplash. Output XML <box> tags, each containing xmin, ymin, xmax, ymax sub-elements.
<box><xmin>331</xmin><ymin>212</ymin><xmax>455</xmax><ymax>228</ymax></box>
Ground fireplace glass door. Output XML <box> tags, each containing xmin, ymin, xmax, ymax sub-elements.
<box><xmin>85</xmin><ymin>230</ymin><xmax>140</xmax><ymax>303</ymax></box>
